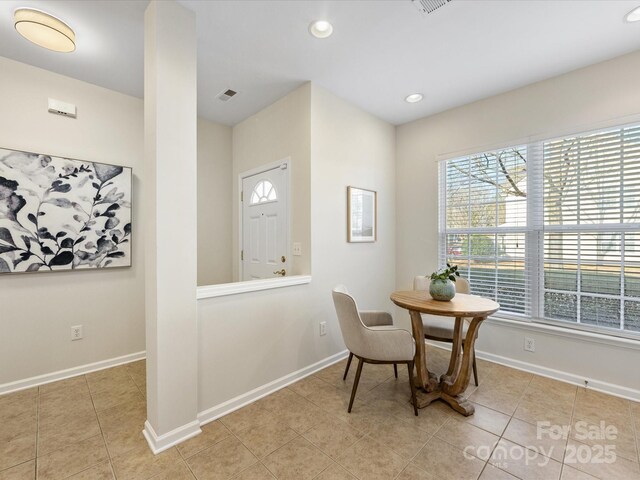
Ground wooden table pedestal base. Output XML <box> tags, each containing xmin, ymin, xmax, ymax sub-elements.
<box><xmin>390</xmin><ymin>290</ymin><xmax>499</xmax><ymax>418</ymax></box>
<box><xmin>413</xmin><ymin>382</ymin><xmax>476</xmax><ymax>416</ymax></box>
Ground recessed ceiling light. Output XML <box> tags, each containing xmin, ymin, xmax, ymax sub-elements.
<box><xmin>625</xmin><ymin>5</ymin><xmax>640</xmax><ymax>22</ymax></box>
<box><xmin>309</xmin><ymin>20</ymin><xmax>333</xmax><ymax>39</ymax></box>
<box><xmin>14</xmin><ymin>8</ymin><xmax>75</xmax><ymax>53</ymax></box>
<box><xmin>405</xmin><ymin>93</ymin><xmax>423</xmax><ymax>103</ymax></box>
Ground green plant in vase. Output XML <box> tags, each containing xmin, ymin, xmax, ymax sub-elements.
<box><xmin>428</xmin><ymin>263</ymin><xmax>460</xmax><ymax>301</ymax></box>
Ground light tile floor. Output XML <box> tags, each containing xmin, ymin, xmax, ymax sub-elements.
<box><xmin>1</xmin><ymin>346</ymin><xmax>639</xmax><ymax>480</ymax></box>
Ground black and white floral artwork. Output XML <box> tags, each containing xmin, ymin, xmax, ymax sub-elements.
<box><xmin>0</xmin><ymin>148</ymin><xmax>132</xmax><ymax>273</ymax></box>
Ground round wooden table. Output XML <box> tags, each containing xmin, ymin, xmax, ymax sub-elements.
<box><xmin>390</xmin><ymin>290</ymin><xmax>499</xmax><ymax>416</ymax></box>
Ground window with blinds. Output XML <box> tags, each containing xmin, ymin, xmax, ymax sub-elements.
<box><xmin>439</xmin><ymin>123</ymin><xmax>640</xmax><ymax>336</ymax></box>
<box><xmin>441</xmin><ymin>146</ymin><xmax>529</xmax><ymax>316</ymax></box>
<box><xmin>542</xmin><ymin>125</ymin><xmax>640</xmax><ymax>333</ymax></box>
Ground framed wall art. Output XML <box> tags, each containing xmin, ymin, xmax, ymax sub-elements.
<box><xmin>347</xmin><ymin>186</ymin><xmax>377</xmax><ymax>243</ymax></box>
<box><xmin>0</xmin><ymin>147</ymin><xmax>132</xmax><ymax>274</ymax></box>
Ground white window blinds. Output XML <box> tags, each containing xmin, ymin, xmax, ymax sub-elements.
<box><xmin>542</xmin><ymin>125</ymin><xmax>640</xmax><ymax>332</ymax></box>
<box><xmin>440</xmin><ymin>122</ymin><xmax>640</xmax><ymax>336</ymax></box>
<box><xmin>440</xmin><ymin>146</ymin><xmax>530</xmax><ymax>316</ymax></box>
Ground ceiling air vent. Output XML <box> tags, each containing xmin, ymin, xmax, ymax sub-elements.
<box><xmin>411</xmin><ymin>0</ymin><xmax>452</xmax><ymax>15</ymax></box>
<box><xmin>217</xmin><ymin>89</ymin><xmax>237</xmax><ymax>102</ymax></box>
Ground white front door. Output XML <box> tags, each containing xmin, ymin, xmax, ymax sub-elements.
<box><xmin>241</xmin><ymin>163</ymin><xmax>289</xmax><ymax>280</ymax></box>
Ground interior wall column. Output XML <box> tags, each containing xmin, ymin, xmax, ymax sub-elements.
<box><xmin>143</xmin><ymin>0</ymin><xmax>200</xmax><ymax>453</ymax></box>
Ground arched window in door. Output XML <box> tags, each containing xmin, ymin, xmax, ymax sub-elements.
<box><xmin>250</xmin><ymin>180</ymin><xmax>277</xmax><ymax>205</ymax></box>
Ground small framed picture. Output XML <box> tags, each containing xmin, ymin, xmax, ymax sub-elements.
<box><xmin>347</xmin><ymin>186</ymin><xmax>377</xmax><ymax>243</ymax></box>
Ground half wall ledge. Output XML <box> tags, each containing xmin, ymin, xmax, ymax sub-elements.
<box><xmin>197</xmin><ymin>275</ymin><xmax>312</xmax><ymax>299</ymax></box>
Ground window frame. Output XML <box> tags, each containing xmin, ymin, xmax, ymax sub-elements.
<box><xmin>439</xmin><ymin>144</ymin><xmax>532</xmax><ymax>318</ymax></box>
<box><xmin>438</xmin><ymin>124</ymin><xmax>640</xmax><ymax>341</ymax></box>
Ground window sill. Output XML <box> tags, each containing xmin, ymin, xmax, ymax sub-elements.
<box><xmin>487</xmin><ymin>313</ymin><xmax>640</xmax><ymax>351</ymax></box>
<box><xmin>197</xmin><ymin>275</ymin><xmax>312</xmax><ymax>300</ymax></box>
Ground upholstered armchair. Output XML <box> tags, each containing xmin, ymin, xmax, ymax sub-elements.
<box><xmin>332</xmin><ymin>285</ymin><xmax>418</xmax><ymax>415</ymax></box>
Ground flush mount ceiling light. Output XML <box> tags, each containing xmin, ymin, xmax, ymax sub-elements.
<box><xmin>309</xmin><ymin>20</ymin><xmax>333</xmax><ymax>39</ymax></box>
<box><xmin>625</xmin><ymin>5</ymin><xmax>640</xmax><ymax>22</ymax></box>
<box><xmin>405</xmin><ymin>93</ymin><xmax>423</xmax><ymax>103</ymax></box>
<box><xmin>14</xmin><ymin>8</ymin><xmax>75</xmax><ymax>53</ymax></box>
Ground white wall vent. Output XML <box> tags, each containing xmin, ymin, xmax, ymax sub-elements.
<box><xmin>217</xmin><ymin>89</ymin><xmax>238</xmax><ymax>102</ymax></box>
<box><xmin>411</xmin><ymin>0</ymin><xmax>452</xmax><ymax>15</ymax></box>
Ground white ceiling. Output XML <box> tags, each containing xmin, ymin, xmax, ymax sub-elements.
<box><xmin>0</xmin><ymin>1</ymin><xmax>639</xmax><ymax>126</ymax></box>
<box><xmin>0</xmin><ymin>1</ymin><xmax>146</xmax><ymax>100</ymax></box>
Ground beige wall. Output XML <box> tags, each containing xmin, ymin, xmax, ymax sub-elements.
<box><xmin>396</xmin><ymin>50</ymin><xmax>640</xmax><ymax>286</ymax></box>
<box><xmin>0</xmin><ymin>56</ymin><xmax>145</xmax><ymax>386</ymax></box>
<box><xmin>231</xmin><ymin>83</ymin><xmax>312</xmax><ymax>279</ymax></box>
<box><xmin>310</xmin><ymin>85</ymin><xmax>397</xmax><ymax>312</ymax></box>
<box><xmin>396</xmin><ymin>50</ymin><xmax>640</xmax><ymax>392</ymax></box>
<box><xmin>197</xmin><ymin>119</ymin><xmax>233</xmax><ymax>286</ymax></box>
<box><xmin>197</xmin><ymin>84</ymin><xmax>396</xmax><ymax>410</ymax></box>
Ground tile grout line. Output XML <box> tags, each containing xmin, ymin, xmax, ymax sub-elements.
<box><xmin>84</xmin><ymin>373</ymin><xmax>117</xmax><ymax>479</ymax></box>
<box><xmin>389</xmin><ymin>428</ymin><xmax>438</xmax><ymax>480</ymax></box>
<box><xmin>108</xmin><ymin>460</ymin><xmax>118</xmax><ymax>480</ymax></box>
<box><xmin>336</xmin><ymin>430</ymin><xmax>412</xmax><ymax>480</ymax></box>
<box><xmin>257</xmin><ymin>459</ymin><xmax>278</xmax><ymax>480</ymax></box>
<box><xmin>434</xmin><ymin>422</ymin><xmax>495</xmax><ymax>480</ymax></box>
<box><xmin>174</xmin><ymin>435</ymin><xmax>199</xmax><ymax>479</ymax></box>
<box><xmin>558</xmin><ymin>380</ymin><xmax>579</xmax><ymax>479</ymax></box>
<box><xmin>476</xmin><ymin>371</ymin><xmax>534</xmax><ymax>480</ymax></box>
<box><xmin>631</xmin><ymin>401</ymin><xmax>640</xmax><ymax>465</ymax></box>
<box><xmin>227</xmin><ymin>415</ymin><xmax>300</xmax><ymax>480</ymax></box>
<box><xmin>19</xmin><ymin>352</ymin><xmax>637</xmax><ymax>480</ymax></box>
<box><xmin>309</xmin><ymin>362</ymin><xmax>458</xmax><ymax>479</ymax></box>
<box><xmin>181</xmin><ymin>458</ymin><xmax>198</xmax><ymax>480</ymax></box>
<box><xmin>35</xmin><ymin>386</ymin><xmax>40</xmax><ymax>480</ymax></box>
<box><xmin>295</xmin><ymin>386</ymin><xmax>402</xmax><ymax>480</ymax></box>
<box><xmin>232</xmin><ymin>380</ymin><xmax>382</xmax><ymax>480</ymax></box>
<box><xmin>391</xmin><ymin>464</ymin><xmax>412</xmax><ymax>480</ymax></box>
<box><xmin>0</xmin><ymin>460</ymin><xmax>36</xmax><ymax>476</ymax></box>
<box><xmin>126</xmin><ymin>362</ymin><xmax>147</xmax><ymax>400</ymax></box>
<box><xmin>51</xmin><ymin>375</ymin><xmax>114</xmax><ymax>480</ymax></box>
<box><xmin>176</xmin><ymin>378</ymin><xmax>376</xmax><ymax>479</ymax></box>
<box><xmin>310</xmin><ymin>461</ymin><xmax>340</xmax><ymax>480</ymax></box>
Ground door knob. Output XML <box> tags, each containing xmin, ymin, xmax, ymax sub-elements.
<box><xmin>273</xmin><ymin>269</ymin><xmax>286</xmax><ymax>276</ymax></box>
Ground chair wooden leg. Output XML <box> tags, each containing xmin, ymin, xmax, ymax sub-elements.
<box><xmin>393</xmin><ymin>363</ymin><xmax>398</xmax><ymax>379</ymax></box>
<box><xmin>343</xmin><ymin>352</ymin><xmax>354</xmax><ymax>381</ymax></box>
<box><xmin>348</xmin><ymin>358</ymin><xmax>364</xmax><ymax>413</ymax></box>
<box><xmin>407</xmin><ymin>361</ymin><xmax>418</xmax><ymax>416</ymax></box>
<box><xmin>473</xmin><ymin>351</ymin><xmax>479</xmax><ymax>386</ymax></box>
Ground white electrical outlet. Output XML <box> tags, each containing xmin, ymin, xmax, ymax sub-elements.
<box><xmin>293</xmin><ymin>242</ymin><xmax>302</xmax><ymax>256</ymax></box>
<box><xmin>524</xmin><ymin>336</ymin><xmax>535</xmax><ymax>352</ymax></box>
<box><xmin>71</xmin><ymin>325</ymin><xmax>83</xmax><ymax>341</ymax></box>
<box><xmin>319</xmin><ymin>321</ymin><xmax>327</xmax><ymax>336</ymax></box>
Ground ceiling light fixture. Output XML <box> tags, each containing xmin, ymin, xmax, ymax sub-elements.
<box><xmin>405</xmin><ymin>93</ymin><xmax>423</xmax><ymax>103</ymax></box>
<box><xmin>625</xmin><ymin>5</ymin><xmax>640</xmax><ymax>22</ymax></box>
<box><xmin>309</xmin><ymin>20</ymin><xmax>333</xmax><ymax>39</ymax></box>
<box><xmin>14</xmin><ymin>8</ymin><xmax>75</xmax><ymax>53</ymax></box>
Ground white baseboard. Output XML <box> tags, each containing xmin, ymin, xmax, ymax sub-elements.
<box><xmin>145</xmin><ymin>350</ymin><xmax>348</xmax><ymax>454</ymax></box>
<box><xmin>2</xmin><ymin>348</ymin><xmax>350</xmax><ymax>455</ymax></box>
<box><xmin>426</xmin><ymin>341</ymin><xmax>640</xmax><ymax>402</ymax></box>
<box><xmin>197</xmin><ymin>349</ymin><xmax>349</xmax><ymax>425</ymax></box>
<box><xmin>0</xmin><ymin>351</ymin><xmax>146</xmax><ymax>396</ymax></box>
<box><xmin>143</xmin><ymin>420</ymin><xmax>202</xmax><ymax>455</ymax></box>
